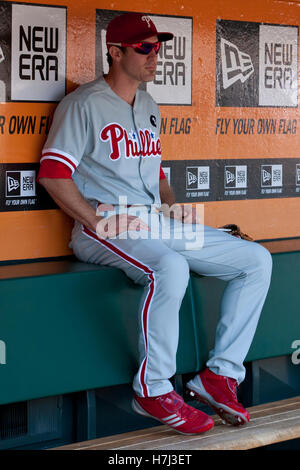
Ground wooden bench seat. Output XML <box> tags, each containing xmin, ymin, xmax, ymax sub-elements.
<box><xmin>54</xmin><ymin>397</ymin><xmax>300</xmax><ymax>450</ymax></box>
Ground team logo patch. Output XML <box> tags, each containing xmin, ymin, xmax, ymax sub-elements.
<box><xmin>0</xmin><ymin>1</ymin><xmax>66</xmax><ymax>102</ymax></box>
<box><xmin>216</xmin><ymin>19</ymin><xmax>298</xmax><ymax>107</ymax></box>
<box><xmin>141</xmin><ymin>16</ymin><xmax>151</xmax><ymax>28</ymax></box>
<box><xmin>150</xmin><ymin>115</ymin><xmax>157</xmax><ymax>127</ymax></box>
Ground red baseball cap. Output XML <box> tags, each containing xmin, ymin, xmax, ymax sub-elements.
<box><xmin>106</xmin><ymin>12</ymin><xmax>174</xmax><ymax>45</ymax></box>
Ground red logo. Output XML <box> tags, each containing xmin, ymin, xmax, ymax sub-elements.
<box><xmin>100</xmin><ymin>123</ymin><xmax>161</xmax><ymax>161</ymax></box>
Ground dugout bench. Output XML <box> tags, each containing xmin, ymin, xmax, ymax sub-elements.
<box><xmin>0</xmin><ymin>241</ymin><xmax>300</xmax><ymax>449</ymax></box>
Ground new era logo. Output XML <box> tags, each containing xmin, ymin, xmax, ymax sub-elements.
<box><xmin>221</xmin><ymin>38</ymin><xmax>254</xmax><ymax>89</ymax></box>
<box><xmin>7</xmin><ymin>175</ymin><xmax>19</xmax><ymax>192</ymax></box>
<box><xmin>6</xmin><ymin>172</ymin><xmax>20</xmax><ymax>196</ymax></box>
<box><xmin>296</xmin><ymin>164</ymin><xmax>300</xmax><ymax>186</ymax></box>
<box><xmin>0</xmin><ymin>45</ymin><xmax>4</xmax><ymax>64</ymax></box>
<box><xmin>261</xmin><ymin>165</ymin><xmax>282</xmax><ymax>187</ymax></box>
<box><xmin>186</xmin><ymin>167</ymin><xmax>210</xmax><ymax>190</ymax></box>
<box><xmin>0</xmin><ymin>2</ymin><xmax>66</xmax><ymax>102</ymax></box>
<box><xmin>5</xmin><ymin>170</ymin><xmax>36</xmax><ymax>197</ymax></box>
<box><xmin>225</xmin><ymin>169</ymin><xmax>235</xmax><ymax>185</ymax></box>
<box><xmin>224</xmin><ymin>166</ymin><xmax>247</xmax><ymax>188</ymax></box>
<box><xmin>261</xmin><ymin>168</ymin><xmax>271</xmax><ymax>184</ymax></box>
<box><xmin>187</xmin><ymin>171</ymin><xmax>197</xmax><ymax>186</ymax></box>
<box><xmin>216</xmin><ymin>19</ymin><xmax>298</xmax><ymax>107</ymax></box>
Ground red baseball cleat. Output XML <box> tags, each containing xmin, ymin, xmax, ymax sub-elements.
<box><xmin>186</xmin><ymin>368</ymin><xmax>250</xmax><ymax>426</ymax></box>
<box><xmin>132</xmin><ymin>390</ymin><xmax>214</xmax><ymax>435</ymax></box>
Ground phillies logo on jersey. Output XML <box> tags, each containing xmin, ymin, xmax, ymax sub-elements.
<box><xmin>100</xmin><ymin>123</ymin><xmax>161</xmax><ymax>160</ymax></box>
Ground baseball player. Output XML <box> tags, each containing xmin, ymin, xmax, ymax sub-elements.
<box><xmin>37</xmin><ymin>12</ymin><xmax>272</xmax><ymax>435</ymax></box>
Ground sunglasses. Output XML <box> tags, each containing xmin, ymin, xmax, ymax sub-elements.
<box><xmin>108</xmin><ymin>41</ymin><xmax>161</xmax><ymax>55</ymax></box>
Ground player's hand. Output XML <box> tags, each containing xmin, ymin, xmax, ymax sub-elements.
<box><xmin>96</xmin><ymin>213</ymin><xmax>150</xmax><ymax>239</ymax></box>
<box><xmin>171</xmin><ymin>204</ymin><xmax>202</xmax><ymax>224</ymax></box>
<box><xmin>182</xmin><ymin>204</ymin><xmax>201</xmax><ymax>224</ymax></box>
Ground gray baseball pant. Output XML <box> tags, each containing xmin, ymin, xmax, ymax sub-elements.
<box><xmin>71</xmin><ymin>208</ymin><xmax>272</xmax><ymax>397</ymax></box>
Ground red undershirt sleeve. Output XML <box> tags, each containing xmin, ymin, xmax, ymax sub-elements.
<box><xmin>159</xmin><ymin>166</ymin><xmax>166</xmax><ymax>180</ymax></box>
<box><xmin>37</xmin><ymin>159</ymin><xmax>72</xmax><ymax>183</ymax></box>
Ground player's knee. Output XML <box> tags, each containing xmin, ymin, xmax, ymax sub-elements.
<box><xmin>248</xmin><ymin>243</ymin><xmax>272</xmax><ymax>281</ymax></box>
<box><xmin>157</xmin><ymin>252</ymin><xmax>190</xmax><ymax>295</ymax></box>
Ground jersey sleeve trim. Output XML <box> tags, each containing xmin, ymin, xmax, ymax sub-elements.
<box><xmin>41</xmin><ymin>147</ymin><xmax>79</xmax><ymax>174</ymax></box>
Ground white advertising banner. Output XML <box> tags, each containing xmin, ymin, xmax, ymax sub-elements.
<box><xmin>11</xmin><ymin>3</ymin><xmax>66</xmax><ymax>101</ymax></box>
<box><xmin>259</xmin><ymin>25</ymin><xmax>298</xmax><ymax>107</ymax></box>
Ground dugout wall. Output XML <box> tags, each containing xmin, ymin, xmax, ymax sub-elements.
<box><xmin>0</xmin><ymin>0</ymin><xmax>300</xmax><ymax>261</ymax></box>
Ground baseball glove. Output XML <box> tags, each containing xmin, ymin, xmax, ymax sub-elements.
<box><xmin>219</xmin><ymin>224</ymin><xmax>254</xmax><ymax>241</ymax></box>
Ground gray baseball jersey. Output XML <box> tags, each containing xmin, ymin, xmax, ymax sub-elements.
<box><xmin>41</xmin><ymin>77</ymin><xmax>162</xmax><ymax>207</ymax></box>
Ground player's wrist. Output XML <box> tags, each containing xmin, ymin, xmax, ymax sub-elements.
<box><xmin>91</xmin><ymin>215</ymin><xmax>104</xmax><ymax>233</ymax></box>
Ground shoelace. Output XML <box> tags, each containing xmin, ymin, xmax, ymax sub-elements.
<box><xmin>158</xmin><ymin>392</ymin><xmax>201</xmax><ymax>421</ymax></box>
<box><xmin>181</xmin><ymin>402</ymin><xmax>204</xmax><ymax>421</ymax></box>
